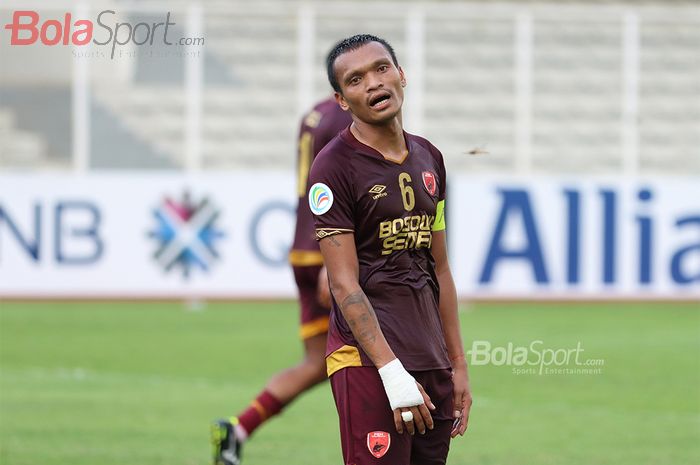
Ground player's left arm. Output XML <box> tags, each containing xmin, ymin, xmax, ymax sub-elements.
<box><xmin>431</xmin><ymin>230</ymin><xmax>473</xmax><ymax>437</ymax></box>
<box><xmin>316</xmin><ymin>265</ymin><xmax>332</xmax><ymax>309</ymax></box>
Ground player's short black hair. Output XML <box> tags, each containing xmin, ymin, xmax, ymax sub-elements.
<box><xmin>326</xmin><ymin>34</ymin><xmax>399</xmax><ymax>93</ymax></box>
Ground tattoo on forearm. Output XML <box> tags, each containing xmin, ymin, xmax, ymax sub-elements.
<box><xmin>328</xmin><ymin>236</ymin><xmax>342</xmax><ymax>247</ymax></box>
<box><xmin>341</xmin><ymin>292</ymin><xmax>365</xmax><ymax>308</ymax></box>
<box><xmin>340</xmin><ymin>291</ymin><xmax>378</xmax><ymax>346</ymax></box>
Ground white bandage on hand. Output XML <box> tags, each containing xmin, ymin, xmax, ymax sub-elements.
<box><xmin>377</xmin><ymin>359</ymin><xmax>424</xmax><ymax>411</ymax></box>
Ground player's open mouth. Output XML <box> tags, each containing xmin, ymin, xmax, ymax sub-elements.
<box><xmin>369</xmin><ymin>92</ymin><xmax>391</xmax><ymax>110</ymax></box>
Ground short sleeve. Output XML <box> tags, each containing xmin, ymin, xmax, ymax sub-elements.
<box><xmin>307</xmin><ymin>152</ymin><xmax>355</xmax><ymax>240</ymax></box>
<box><xmin>433</xmin><ymin>146</ymin><xmax>447</xmax><ymax>202</ymax></box>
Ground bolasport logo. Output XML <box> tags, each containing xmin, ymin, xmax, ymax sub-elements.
<box><xmin>467</xmin><ymin>340</ymin><xmax>605</xmax><ymax>376</ymax></box>
<box><xmin>2</xmin><ymin>10</ymin><xmax>204</xmax><ymax>59</ymax></box>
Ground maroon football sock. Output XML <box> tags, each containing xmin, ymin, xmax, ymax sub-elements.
<box><xmin>237</xmin><ymin>390</ymin><xmax>284</xmax><ymax>437</ymax></box>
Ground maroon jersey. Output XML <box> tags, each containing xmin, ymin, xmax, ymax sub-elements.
<box><xmin>289</xmin><ymin>98</ymin><xmax>352</xmax><ymax>267</ymax></box>
<box><xmin>308</xmin><ymin>128</ymin><xmax>450</xmax><ymax>373</ymax></box>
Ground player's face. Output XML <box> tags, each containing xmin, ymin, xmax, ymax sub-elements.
<box><xmin>333</xmin><ymin>41</ymin><xmax>406</xmax><ymax>125</ymax></box>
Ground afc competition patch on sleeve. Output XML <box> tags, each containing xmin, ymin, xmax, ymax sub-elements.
<box><xmin>308</xmin><ymin>182</ymin><xmax>334</xmax><ymax>215</ymax></box>
<box><xmin>432</xmin><ymin>200</ymin><xmax>446</xmax><ymax>231</ymax></box>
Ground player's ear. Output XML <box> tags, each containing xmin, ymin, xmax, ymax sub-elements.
<box><xmin>398</xmin><ymin>66</ymin><xmax>407</xmax><ymax>88</ymax></box>
<box><xmin>335</xmin><ymin>92</ymin><xmax>350</xmax><ymax>112</ymax></box>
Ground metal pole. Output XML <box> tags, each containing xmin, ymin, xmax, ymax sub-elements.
<box><xmin>297</xmin><ymin>3</ymin><xmax>315</xmax><ymax>118</ymax></box>
<box><xmin>185</xmin><ymin>3</ymin><xmax>204</xmax><ymax>171</ymax></box>
<box><xmin>72</xmin><ymin>2</ymin><xmax>90</xmax><ymax>172</ymax></box>
<box><xmin>514</xmin><ymin>12</ymin><xmax>533</xmax><ymax>173</ymax></box>
<box><xmin>622</xmin><ymin>12</ymin><xmax>640</xmax><ymax>175</ymax></box>
<box><xmin>405</xmin><ymin>6</ymin><xmax>425</xmax><ymax>134</ymax></box>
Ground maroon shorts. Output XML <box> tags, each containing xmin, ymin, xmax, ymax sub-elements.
<box><xmin>330</xmin><ymin>366</ymin><xmax>454</xmax><ymax>465</ymax></box>
<box><xmin>293</xmin><ymin>264</ymin><xmax>330</xmax><ymax>339</ymax></box>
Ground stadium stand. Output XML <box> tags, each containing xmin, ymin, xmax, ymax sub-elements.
<box><xmin>0</xmin><ymin>107</ymin><xmax>47</xmax><ymax>168</ymax></box>
<box><xmin>0</xmin><ymin>1</ymin><xmax>697</xmax><ymax>174</ymax></box>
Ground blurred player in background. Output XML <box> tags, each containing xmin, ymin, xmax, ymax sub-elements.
<box><xmin>211</xmin><ymin>98</ymin><xmax>351</xmax><ymax>465</ymax></box>
<box><xmin>308</xmin><ymin>34</ymin><xmax>472</xmax><ymax>464</ymax></box>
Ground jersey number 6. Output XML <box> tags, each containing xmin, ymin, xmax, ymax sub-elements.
<box><xmin>398</xmin><ymin>172</ymin><xmax>415</xmax><ymax>211</ymax></box>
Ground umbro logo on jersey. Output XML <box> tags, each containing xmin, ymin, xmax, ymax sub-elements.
<box><xmin>369</xmin><ymin>185</ymin><xmax>388</xmax><ymax>200</ymax></box>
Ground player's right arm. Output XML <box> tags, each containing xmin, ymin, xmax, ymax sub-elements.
<box><xmin>319</xmin><ymin>233</ymin><xmax>435</xmax><ymax>435</ymax></box>
<box><xmin>319</xmin><ymin>233</ymin><xmax>394</xmax><ymax>366</ymax></box>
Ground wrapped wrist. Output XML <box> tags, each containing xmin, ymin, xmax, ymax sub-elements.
<box><xmin>377</xmin><ymin>359</ymin><xmax>424</xmax><ymax>410</ymax></box>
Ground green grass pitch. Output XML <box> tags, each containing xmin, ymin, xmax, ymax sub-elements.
<box><xmin>1</xmin><ymin>301</ymin><xmax>698</xmax><ymax>465</ymax></box>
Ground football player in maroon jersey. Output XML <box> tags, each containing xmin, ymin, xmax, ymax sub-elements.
<box><xmin>211</xmin><ymin>99</ymin><xmax>350</xmax><ymax>465</ymax></box>
<box><xmin>308</xmin><ymin>34</ymin><xmax>472</xmax><ymax>465</ymax></box>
